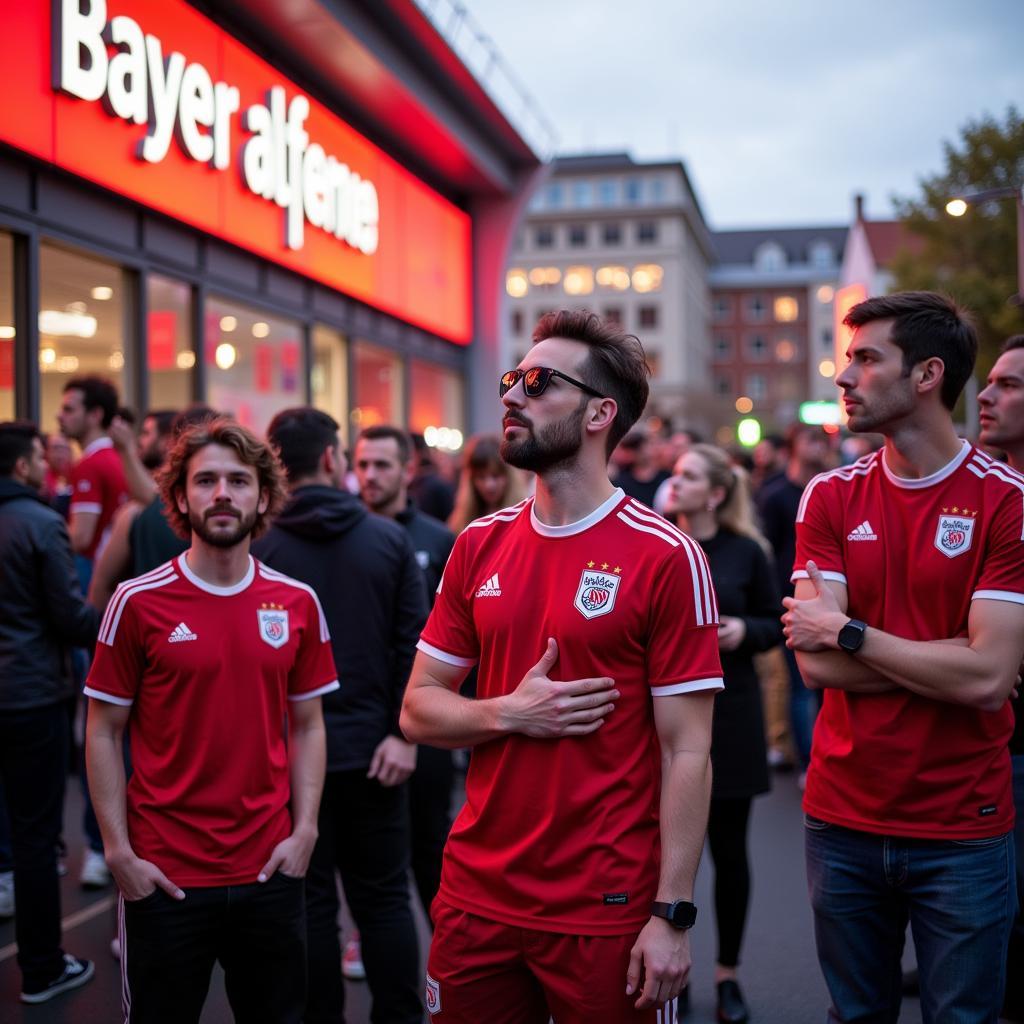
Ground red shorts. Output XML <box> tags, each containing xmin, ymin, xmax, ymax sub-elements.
<box><xmin>426</xmin><ymin>900</ymin><xmax>681</xmax><ymax>1024</ymax></box>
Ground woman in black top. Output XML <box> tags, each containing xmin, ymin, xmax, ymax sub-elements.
<box><xmin>664</xmin><ymin>443</ymin><xmax>783</xmax><ymax>1024</ymax></box>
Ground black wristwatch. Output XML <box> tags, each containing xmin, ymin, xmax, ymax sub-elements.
<box><xmin>650</xmin><ymin>900</ymin><xmax>697</xmax><ymax>930</ymax></box>
<box><xmin>837</xmin><ymin>619</ymin><xmax>867</xmax><ymax>653</ymax></box>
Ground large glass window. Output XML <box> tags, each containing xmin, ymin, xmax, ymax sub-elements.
<box><xmin>147</xmin><ymin>275</ymin><xmax>193</xmax><ymax>410</ymax></box>
<box><xmin>311</xmin><ymin>324</ymin><xmax>348</xmax><ymax>432</ymax></box>
<box><xmin>352</xmin><ymin>341</ymin><xmax>402</xmax><ymax>431</ymax></box>
<box><xmin>39</xmin><ymin>243</ymin><xmax>127</xmax><ymax>436</ymax></box>
<box><xmin>0</xmin><ymin>233</ymin><xmax>13</xmax><ymax>419</ymax></box>
<box><xmin>409</xmin><ymin>360</ymin><xmax>464</xmax><ymax>451</ymax></box>
<box><xmin>206</xmin><ymin>296</ymin><xmax>304</xmax><ymax>434</ymax></box>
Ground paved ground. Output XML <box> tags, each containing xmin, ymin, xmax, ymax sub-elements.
<box><xmin>1</xmin><ymin>769</ymin><xmax>927</xmax><ymax>1023</ymax></box>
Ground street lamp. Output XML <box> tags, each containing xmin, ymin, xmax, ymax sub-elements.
<box><xmin>945</xmin><ymin>185</ymin><xmax>1024</xmax><ymax>305</ymax></box>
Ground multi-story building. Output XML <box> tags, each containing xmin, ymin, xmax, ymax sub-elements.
<box><xmin>503</xmin><ymin>153</ymin><xmax>716</xmax><ymax>430</ymax></box>
<box><xmin>709</xmin><ymin>226</ymin><xmax>848</xmax><ymax>432</ymax></box>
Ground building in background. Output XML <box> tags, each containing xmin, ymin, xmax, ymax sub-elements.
<box><xmin>0</xmin><ymin>0</ymin><xmax>548</xmax><ymax>447</ymax></box>
<box><xmin>709</xmin><ymin>226</ymin><xmax>847</xmax><ymax>435</ymax></box>
<box><xmin>503</xmin><ymin>152</ymin><xmax>716</xmax><ymax>432</ymax></box>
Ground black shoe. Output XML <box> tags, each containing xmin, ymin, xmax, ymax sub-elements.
<box><xmin>717</xmin><ymin>979</ymin><xmax>749</xmax><ymax>1024</ymax></box>
<box><xmin>21</xmin><ymin>955</ymin><xmax>95</xmax><ymax>1004</ymax></box>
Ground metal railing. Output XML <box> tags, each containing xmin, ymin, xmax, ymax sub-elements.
<box><xmin>411</xmin><ymin>0</ymin><xmax>558</xmax><ymax>160</ymax></box>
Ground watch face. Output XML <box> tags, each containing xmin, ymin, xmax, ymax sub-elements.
<box><xmin>670</xmin><ymin>901</ymin><xmax>697</xmax><ymax>928</ymax></box>
<box><xmin>838</xmin><ymin>620</ymin><xmax>865</xmax><ymax>652</ymax></box>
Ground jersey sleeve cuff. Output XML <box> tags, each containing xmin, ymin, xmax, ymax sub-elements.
<box><xmin>416</xmin><ymin>639</ymin><xmax>478</xmax><ymax>668</ymax></box>
<box><xmin>791</xmin><ymin>569</ymin><xmax>847</xmax><ymax>584</ymax></box>
<box><xmin>83</xmin><ymin>687</ymin><xmax>134</xmax><ymax>707</ymax></box>
<box><xmin>972</xmin><ymin>589</ymin><xmax>1024</xmax><ymax>606</ymax></box>
<box><xmin>651</xmin><ymin>676</ymin><xmax>724</xmax><ymax>697</ymax></box>
<box><xmin>288</xmin><ymin>679</ymin><xmax>340</xmax><ymax>702</ymax></box>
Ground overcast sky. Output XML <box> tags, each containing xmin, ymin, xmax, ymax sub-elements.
<box><xmin>465</xmin><ymin>0</ymin><xmax>1024</xmax><ymax>229</ymax></box>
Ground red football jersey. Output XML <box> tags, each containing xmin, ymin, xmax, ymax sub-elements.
<box><xmin>418</xmin><ymin>490</ymin><xmax>723</xmax><ymax>935</ymax></box>
<box><xmin>69</xmin><ymin>438</ymin><xmax>128</xmax><ymax>561</ymax></box>
<box><xmin>85</xmin><ymin>555</ymin><xmax>339</xmax><ymax>886</ymax></box>
<box><xmin>794</xmin><ymin>442</ymin><xmax>1024</xmax><ymax>839</ymax></box>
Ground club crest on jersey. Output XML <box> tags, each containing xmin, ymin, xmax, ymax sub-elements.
<box><xmin>574</xmin><ymin>569</ymin><xmax>621</xmax><ymax>620</ymax></box>
<box><xmin>934</xmin><ymin>512</ymin><xmax>976</xmax><ymax>558</ymax></box>
<box><xmin>257</xmin><ymin>606</ymin><xmax>289</xmax><ymax>649</ymax></box>
<box><xmin>425</xmin><ymin>973</ymin><xmax>441</xmax><ymax>1015</ymax></box>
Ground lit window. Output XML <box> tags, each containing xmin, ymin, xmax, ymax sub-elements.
<box><xmin>529</xmin><ymin>267</ymin><xmax>561</xmax><ymax>287</ymax></box>
<box><xmin>775</xmin><ymin>339</ymin><xmax>797</xmax><ymax>362</ymax></box>
<box><xmin>596</xmin><ymin>266</ymin><xmax>631</xmax><ymax>291</ymax></box>
<box><xmin>816</xmin><ymin>285</ymin><xmax>835</xmax><ymax>303</ymax></box>
<box><xmin>774</xmin><ymin>296</ymin><xmax>799</xmax><ymax>322</ymax></box>
<box><xmin>568</xmin><ymin>225</ymin><xmax>588</xmax><ymax>247</ymax></box>
<box><xmin>563</xmin><ymin>267</ymin><xmax>594</xmax><ymax>296</ymax></box>
<box><xmin>636</xmin><ymin>222</ymin><xmax>658</xmax><ymax>244</ymax></box>
<box><xmin>819</xmin><ymin>359</ymin><xmax>836</xmax><ymax>378</ymax></box>
<box><xmin>506</xmin><ymin>270</ymin><xmax>529</xmax><ymax>298</ymax></box>
<box><xmin>632</xmin><ymin>264</ymin><xmax>663</xmax><ymax>293</ymax></box>
<box><xmin>603</xmin><ymin>223</ymin><xmax>622</xmax><ymax>245</ymax></box>
<box><xmin>638</xmin><ymin>305</ymin><xmax>659</xmax><ymax>329</ymax></box>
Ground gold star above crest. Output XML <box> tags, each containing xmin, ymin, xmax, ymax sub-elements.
<box><xmin>951</xmin><ymin>506</ymin><xmax>959</xmax><ymax>514</ymax></box>
<box><xmin>587</xmin><ymin>560</ymin><xmax>596</xmax><ymax>568</ymax></box>
<box><xmin>942</xmin><ymin>507</ymin><xmax>948</xmax><ymax>514</ymax></box>
<box><xmin>613</xmin><ymin>566</ymin><xmax>622</xmax><ymax>574</ymax></box>
<box><xmin>601</xmin><ymin>562</ymin><xmax>610</xmax><ymax>570</ymax></box>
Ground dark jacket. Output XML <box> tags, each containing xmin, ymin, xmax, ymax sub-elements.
<box><xmin>252</xmin><ymin>485</ymin><xmax>429</xmax><ymax>772</ymax></box>
<box><xmin>698</xmin><ymin>528</ymin><xmax>783</xmax><ymax>799</ymax></box>
<box><xmin>0</xmin><ymin>479</ymin><xmax>99</xmax><ymax>709</ymax></box>
<box><xmin>395</xmin><ymin>500</ymin><xmax>455</xmax><ymax>601</ymax></box>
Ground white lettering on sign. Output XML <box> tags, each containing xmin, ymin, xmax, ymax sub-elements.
<box><xmin>55</xmin><ymin>0</ymin><xmax>379</xmax><ymax>254</ymax></box>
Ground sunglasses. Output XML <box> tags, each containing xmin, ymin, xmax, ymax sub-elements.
<box><xmin>499</xmin><ymin>367</ymin><xmax>605</xmax><ymax>400</ymax></box>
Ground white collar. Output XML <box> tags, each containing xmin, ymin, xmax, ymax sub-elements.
<box><xmin>177</xmin><ymin>553</ymin><xmax>255</xmax><ymax>596</ymax></box>
<box><xmin>530</xmin><ymin>488</ymin><xmax>624</xmax><ymax>538</ymax></box>
<box><xmin>881</xmin><ymin>439</ymin><xmax>970</xmax><ymax>489</ymax></box>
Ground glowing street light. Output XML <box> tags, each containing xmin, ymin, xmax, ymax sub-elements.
<box><xmin>945</xmin><ymin>185</ymin><xmax>1024</xmax><ymax>304</ymax></box>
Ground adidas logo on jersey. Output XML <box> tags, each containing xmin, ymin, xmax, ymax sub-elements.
<box><xmin>846</xmin><ymin>520</ymin><xmax>877</xmax><ymax>542</ymax></box>
<box><xmin>475</xmin><ymin>574</ymin><xmax>502</xmax><ymax>598</ymax></box>
<box><xmin>168</xmin><ymin>622</ymin><xmax>198</xmax><ymax>643</ymax></box>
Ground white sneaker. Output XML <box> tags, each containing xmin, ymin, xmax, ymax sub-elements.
<box><xmin>21</xmin><ymin>954</ymin><xmax>95</xmax><ymax>1003</ymax></box>
<box><xmin>79</xmin><ymin>849</ymin><xmax>111</xmax><ymax>890</ymax></box>
<box><xmin>0</xmin><ymin>870</ymin><xmax>14</xmax><ymax>918</ymax></box>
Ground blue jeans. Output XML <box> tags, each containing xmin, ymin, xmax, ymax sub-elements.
<box><xmin>783</xmin><ymin>645</ymin><xmax>819</xmax><ymax>768</ymax></box>
<box><xmin>1005</xmin><ymin>755</ymin><xmax>1024</xmax><ymax>1013</ymax></box>
<box><xmin>805</xmin><ymin>816</ymin><xmax>1015</xmax><ymax>1024</ymax></box>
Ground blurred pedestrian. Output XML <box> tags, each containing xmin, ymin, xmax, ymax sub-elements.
<box><xmin>977</xmin><ymin>333</ymin><xmax>1024</xmax><ymax>1021</ymax></box>
<box><xmin>402</xmin><ymin>310</ymin><xmax>723</xmax><ymax>1021</ymax></box>
<box><xmin>782</xmin><ymin>293</ymin><xmax>1024</xmax><ymax>1022</ymax></box>
<box><xmin>447</xmin><ymin>434</ymin><xmax>528</xmax><ymax>533</ymax></box>
<box><xmin>85</xmin><ymin>419</ymin><xmax>337</xmax><ymax>1024</ymax></box>
<box><xmin>0</xmin><ymin>421</ymin><xmax>98</xmax><ymax>1004</ymax></box>
<box><xmin>255</xmin><ymin>408</ymin><xmax>427</xmax><ymax>1024</ymax></box>
<box><xmin>610</xmin><ymin>428</ymin><xmax>670</xmax><ymax>508</ymax></box>
<box><xmin>664</xmin><ymin>444</ymin><xmax>782</xmax><ymax>1023</ymax></box>
<box><xmin>408</xmin><ymin>432</ymin><xmax>456</xmax><ymax>523</ymax></box>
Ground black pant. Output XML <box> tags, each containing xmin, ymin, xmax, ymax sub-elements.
<box><xmin>707</xmin><ymin>796</ymin><xmax>753</xmax><ymax>968</ymax></box>
<box><xmin>305</xmin><ymin>770</ymin><xmax>422</xmax><ymax>1024</ymax></box>
<box><xmin>0</xmin><ymin>703</ymin><xmax>69</xmax><ymax>989</ymax></box>
<box><xmin>409</xmin><ymin>744</ymin><xmax>454</xmax><ymax>918</ymax></box>
<box><xmin>121</xmin><ymin>873</ymin><xmax>307</xmax><ymax>1023</ymax></box>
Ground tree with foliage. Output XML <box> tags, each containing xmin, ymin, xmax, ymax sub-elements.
<box><xmin>889</xmin><ymin>106</ymin><xmax>1024</xmax><ymax>373</ymax></box>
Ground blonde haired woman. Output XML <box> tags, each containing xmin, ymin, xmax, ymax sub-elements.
<box><xmin>447</xmin><ymin>435</ymin><xmax>527</xmax><ymax>533</ymax></box>
<box><xmin>664</xmin><ymin>443</ymin><xmax>783</xmax><ymax>1024</ymax></box>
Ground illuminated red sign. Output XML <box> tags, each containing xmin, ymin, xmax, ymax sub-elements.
<box><xmin>0</xmin><ymin>0</ymin><xmax>472</xmax><ymax>345</ymax></box>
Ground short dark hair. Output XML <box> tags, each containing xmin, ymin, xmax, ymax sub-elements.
<box><xmin>843</xmin><ymin>292</ymin><xmax>978</xmax><ymax>410</ymax></box>
<box><xmin>784</xmin><ymin>422</ymin><xmax>828</xmax><ymax>450</ymax></box>
<box><xmin>358</xmin><ymin>425</ymin><xmax>413</xmax><ymax>464</ymax></box>
<box><xmin>145</xmin><ymin>410</ymin><xmax>178</xmax><ymax>438</ymax></box>
<box><xmin>64</xmin><ymin>376</ymin><xmax>119</xmax><ymax>428</ymax></box>
<box><xmin>0</xmin><ymin>421</ymin><xmax>41</xmax><ymax>476</ymax></box>
<box><xmin>268</xmin><ymin>407</ymin><xmax>341</xmax><ymax>482</ymax></box>
<box><xmin>1001</xmin><ymin>334</ymin><xmax>1024</xmax><ymax>353</ymax></box>
<box><xmin>157</xmin><ymin>418</ymin><xmax>286</xmax><ymax>540</ymax></box>
<box><xmin>531</xmin><ymin>309</ymin><xmax>650</xmax><ymax>453</ymax></box>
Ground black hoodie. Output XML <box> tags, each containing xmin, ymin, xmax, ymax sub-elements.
<box><xmin>252</xmin><ymin>485</ymin><xmax>429</xmax><ymax>772</ymax></box>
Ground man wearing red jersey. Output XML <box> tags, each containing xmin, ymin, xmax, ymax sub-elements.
<box><xmin>782</xmin><ymin>293</ymin><xmax>1024</xmax><ymax>1023</ymax></box>
<box><xmin>85</xmin><ymin>419</ymin><xmax>338</xmax><ymax>1024</ymax></box>
<box><xmin>401</xmin><ymin>310</ymin><xmax>722</xmax><ymax>1023</ymax></box>
<box><xmin>58</xmin><ymin>376</ymin><xmax>128</xmax><ymax>564</ymax></box>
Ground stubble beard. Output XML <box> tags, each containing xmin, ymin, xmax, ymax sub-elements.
<box><xmin>188</xmin><ymin>505</ymin><xmax>258</xmax><ymax>549</ymax></box>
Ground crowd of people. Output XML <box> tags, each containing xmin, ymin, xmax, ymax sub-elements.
<box><xmin>0</xmin><ymin>294</ymin><xmax>1021</xmax><ymax>1024</ymax></box>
